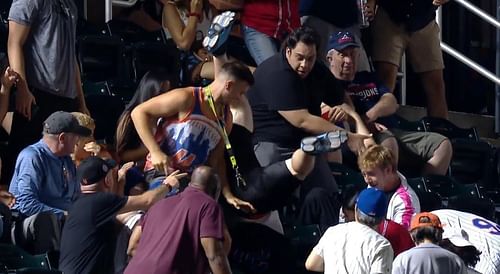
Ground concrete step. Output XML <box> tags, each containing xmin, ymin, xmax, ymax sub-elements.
<box><xmin>396</xmin><ymin>105</ymin><xmax>499</xmax><ymax>144</ymax></box>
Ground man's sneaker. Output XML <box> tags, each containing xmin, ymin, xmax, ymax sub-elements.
<box><xmin>203</xmin><ymin>11</ymin><xmax>236</xmax><ymax>56</ymax></box>
<box><xmin>301</xmin><ymin>131</ymin><xmax>348</xmax><ymax>155</ymax></box>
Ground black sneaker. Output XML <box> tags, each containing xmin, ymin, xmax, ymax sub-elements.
<box><xmin>203</xmin><ymin>11</ymin><xmax>236</xmax><ymax>56</ymax></box>
<box><xmin>301</xmin><ymin>131</ymin><xmax>348</xmax><ymax>155</ymax></box>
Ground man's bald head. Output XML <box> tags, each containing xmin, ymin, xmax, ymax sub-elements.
<box><xmin>190</xmin><ymin>166</ymin><xmax>220</xmax><ymax>198</ymax></box>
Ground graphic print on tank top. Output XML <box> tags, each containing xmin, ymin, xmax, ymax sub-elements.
<box><xmin>144</xmin><ymin>88</ymin><xmax>224</xmax><ymax>173</ymax></box>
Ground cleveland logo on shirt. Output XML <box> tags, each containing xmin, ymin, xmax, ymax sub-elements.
<box><xmin>346</xmin><ymin>82</ymin><xmax>379</xmax><ymax>101</ymax></box>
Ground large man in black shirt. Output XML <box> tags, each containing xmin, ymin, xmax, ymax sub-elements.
<box><xmin>248</xmin><ymin>27</ymin><xmax>368</xmax><ymax>230</ymax></box>
<box><xmin>59</xmin><ymin>157</ymin><xmax>184</xmax><ymax>274</ymax></box>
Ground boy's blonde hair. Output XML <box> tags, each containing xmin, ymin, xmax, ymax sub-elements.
<box><xmin>71</xmin><ymin>112</ymin><xmax>95</xmax><ymax>133</ymax></box>
<box><xmin>358</xmin><ymin>145</ymin><xmax>397</xmax><ymax>172</ymax></box>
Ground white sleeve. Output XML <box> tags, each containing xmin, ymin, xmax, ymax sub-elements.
<box><xmin>391</xmin><ymin>255</ymin><xmax>405</xmax><ymax>274</ymax></box>
<box><xmin>371</xmin><ymin>243</ymin><xmax>394</xmax><ymax>274</ymax></box>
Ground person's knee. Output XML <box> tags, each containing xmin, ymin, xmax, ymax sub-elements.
<box><xmin>434</xmin><ymin>138</ymin><xmax>453</xmax><ymax>161</ymax></box>
<box><xmin>380</xmin><ymin>136</ymin><xmax>399</xmax><ymax>160</ymax></box>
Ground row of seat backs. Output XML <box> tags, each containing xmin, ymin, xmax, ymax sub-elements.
<box><xmin>394</xmin><ymin>115</ymin><xmax>499</xmax><ymax>190</ymax></box>
<box><xmin>394</xmin><ymin>115</ymin><xmax>479</xmax><ymax>141</ymax></box>
<box><xmin>0</xmin><ymin>244</ymin><xmax>61</xmax><ymax>273</ymax></box>
<box><xmin>77</xmin><ymin>34</ymin><xmax>180</xmax><ymax>90</ymax></box>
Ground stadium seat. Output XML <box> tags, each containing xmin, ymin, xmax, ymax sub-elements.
<box><xmin>393</xmin><ymin>114</ymin><xmax>425</xmax><ymax>132</ymax></box>
<box><xmin>85</xmin><ymin>94</ymin><xmax>125</xmax><ymax>145</ymax></box>
<box><xmin>0</xmin><ymin>244</ymin><xmax>60</xmax><ymax>273</ymax></box>
<box><xmin>421</xmin><ymin>116</ymin><xmax>478</xmax><ymax>141</ymax></box>
<box><xmin>329</xmin><ymin>162</ymin><xmax>365</xmax><ymax>193</ymax></box>
<box><xmin>107</xmin><ymin>19</ymin><xmax>165</xmax><ymax>44</ymax></box>
<box><xmin>407</xmin><ymin>177</ymin><xmax>443</xmax><ymax>211</ymax></box>
<box><xmin>449</xmin><ymin>138</ymin><xmax>497</xmax><ymax>189</ymax></box>
<box><xmin>421</xmin><ymin>175</ymin><xmax>481</xmax><ymax>199</ymax></box>
<box><xmin>82</xmin><ymin>80</ymin><xmax>112</xmax><ymax>97</ymax></box>
<box><xmin>447</xmin><ymin>194</ymin><xmax>496</xmax><ymax>221</ymax></box>
<box><xmin>130</xmin><ymin>41</ymin><xmax>181</xmax><ymax>85</ymax></box>
<box><xmin>77</xmin><ymin>35</ymin><xmax>125</xmax><ymax>83</ymax></box>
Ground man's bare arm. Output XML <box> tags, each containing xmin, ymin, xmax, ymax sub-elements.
<box><xmin>201</xmin><ymin>237</ymin><xmax>232</xmax><ymax>274</ymax></box>
<box><xmin>74</xmin><ymin>59</ymin><xmax>89</xmax><ymax>115</ymax></box>
<box><xmin>279</xmin><ymin>109</ymin><xmax>344</xmax><ymax>134</ymax></box>
<box><xmin>208</xmin><ymin>142</ymin><xmax>255</xmax><ymax>213</ymax></box>
<box><xmin>127</xmin><ymin>225</ymin><xmax>142</xmax><ymax>257</ymax></box>
<box><xmin>305</xmin><ymin>253</ymin><xmax>324</xmax><ymax>272</ymax></box>
<box><xmin>8</xmin><ymin>21</ymin><xmax>35</xmax><ymax>119</ymax></box>
<box><xmin>365</xmin><ymin>93</ymin><xmax>398</xmax><ymax>123</ymax></box>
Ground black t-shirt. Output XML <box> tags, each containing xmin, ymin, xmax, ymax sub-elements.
<box><xmin>248</xmin><ymin>50</ymin><xmax>344</xmax><ymax>147</ymax></box>
<box><xmin>299</xmin><ymin>0</ymin><xmax>358</xmax><ymax>28</ymax></box>
<box><xmin>59</xmin><ymin>192</ymin><xmax>128</xmax><ymax>274</ymax></box>
<box><xmin>378</xmin><ymin>0</ymin><xmax>437</xmax><ymax>31</ymax></box>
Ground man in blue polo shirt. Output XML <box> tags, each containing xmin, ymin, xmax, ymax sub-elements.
<box><xmin>9</xmin><ymin>111</ymin><xmax>91</xmax><ymax>253</ymax></box>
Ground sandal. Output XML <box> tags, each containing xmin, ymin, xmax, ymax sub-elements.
<box><xmin>203</xmin><ymin>11</ymin><xmax>236</xmax><ymax>56</ymax></box>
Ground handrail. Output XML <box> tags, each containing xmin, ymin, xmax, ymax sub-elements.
<box><xmin>113</xmin><ymin>0</ymin><xmax>139</xmax><ymax>8</ymax></box>
<box><xmin>454</xmin><ymin>0</ymin><xmax>500</xmax><ymax>29</ymax></box>
<box><xmin>440</xmin><ymin>42</ymin><xmax>500</xmax><ymax>85</ymax></box>
<box><xmin>105</xmin><ymin>0</ymin><xmax>138</xmax><ymax>22</ymax></box>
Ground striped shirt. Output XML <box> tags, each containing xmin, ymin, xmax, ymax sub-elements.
<box><xmin>433</xmin><ymin>209</ymin><xmax>500</xmax><ymax>274</ymax></box>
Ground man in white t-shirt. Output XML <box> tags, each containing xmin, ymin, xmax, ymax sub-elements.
<box><xmin>305</xmin><ymin>187</ymin><xmax>394</xmax><ymax>274</ymax></box>
<box><xmin>433</xmin><ymin>209</ymin><xmax>500</xmax><ymax>274</ymax></box>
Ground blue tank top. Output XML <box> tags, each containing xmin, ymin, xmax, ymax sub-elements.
<box><xmin>145</xmin><ymin>87</ymin><xmax>229</xmax><ymax>173</ymax></box>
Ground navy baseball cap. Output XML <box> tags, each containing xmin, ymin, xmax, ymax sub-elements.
<box><xmin>43</xmin><ymin>111</ymin><xmax>92</xmax><ymax>136</ymax></box>
<box><xmin>327</xmin><ymin>31</ymin><xmax>359</xmax><ymax>52</ymax></box>
<box><xmin>357</xmin><ymin>188</ymin><xmax>388</xmax><ymax>218</ymax></box>
<box><xmin>77</xmin><ymin>156</ymin><xmax>117</xmax><ymax>185</ymax></box>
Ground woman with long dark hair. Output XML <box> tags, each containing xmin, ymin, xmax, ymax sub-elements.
<box><xmin>115</xmin><ymin>69</ymin><xmax>172</xmax><ymax>164</ymax></box>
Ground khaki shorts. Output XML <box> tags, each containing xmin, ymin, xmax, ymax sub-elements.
<box><xmin>370</xmin><ymin>7</ymin><xmax>444</xmax><ymax>73</ymax></box>
<box><xmin>374</xmin><ymin>128</ymin><xmax>447</xmax><ymax>174</ymax></box>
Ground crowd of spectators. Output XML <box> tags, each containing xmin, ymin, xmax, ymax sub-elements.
<box><xmin>0</xmin><ymin>0</ymin><xmax>498</xmax><ymax>274</ymax></box>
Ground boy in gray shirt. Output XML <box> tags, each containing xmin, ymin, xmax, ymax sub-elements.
<box><xmin>392</xmin><ymin>212</ymin><xmax>467</xmax><ymax>274</ymax></box>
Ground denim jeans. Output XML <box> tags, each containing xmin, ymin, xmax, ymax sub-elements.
<box><xmin>242</xmin><ymin>25</ymin><xmax>280</xmax><ymax>65</ymax></box>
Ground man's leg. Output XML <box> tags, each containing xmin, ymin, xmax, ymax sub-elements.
<box><xmin>12</xmin><ymin>212</ymin><xmax>62</xmax><ymax>254</ymax></box>
<box><xmin>419</xmin><ymin>69</ymin><xmax>448</xmax><ymax>119</ymax></box>
<box><xmin>374</xmin><ymin>130</ymin><xmax>399</xmax><ymax>164</ymax></box>
<box><xmin>297</xmin><ymin>187</ymin><xmax>340</xmax><ymax>233</ymax></box>
<box><xmin>286</xmin><ymin>150</ymin><xmax>315</xmax><ymax>181</ymax></box>
<box><xmin>241</xmin><ymin>25</ymin><xmax>279</xmax><ymax>66</ymax></box>
<box><xmin>422</xmin><ymin>138</ymin><xmax>452</xmax><ymax>175</ymax></box>
<box><xmin>374</xmin><ymin>62</ymin><xmax>399</xmax><ymax>92</ymax></box>
<box><xmin>393</xmin><ymin>129</ymin><xmax>451</xmax><ymax>176</ymax></box>
<box><xmin>407</xmin><ymin>21</ymin><xmax>448</xmax><ymax>119</ymax></box>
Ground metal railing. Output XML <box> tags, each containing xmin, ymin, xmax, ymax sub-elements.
<box><xmin>400</xmin><ymin>0</ymin><xmax>499</xmax><ymax>132</ymax></box>
<box><xmin>105</xmin><ymin>0</ymin><xmax>138</xmax><ymax>23</ymax></box>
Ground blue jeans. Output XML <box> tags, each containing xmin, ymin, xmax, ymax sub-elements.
<box><xmin>242</xmin><ymin>25</ymin><xmax>279</xmax><ymax>65</ymax></box>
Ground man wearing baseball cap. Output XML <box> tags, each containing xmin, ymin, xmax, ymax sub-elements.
<box><xmin>324</xmin><ymin>30</ymin><xmax>452</xmax><ymax>178</ymax></box>
<box><xmin>8</xmin><ymin>111</ymin><xmax>91</xmax><ymax>254</ymax></box>
<box><xmin>59</xmin><ymin>156</ymin><xmax>184</xmax><ymax>274</ymax></box>
<box><xmin>392</xmin><ymin>212</ymin><xmax>468</xmax><ymax>274</ymax></box>
<box><xmin>305</xmin><ymin>187</ymin><xmax>393</xmax><ymax>273</ymax></box>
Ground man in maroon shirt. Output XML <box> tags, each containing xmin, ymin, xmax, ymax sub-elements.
<box><xmin>125</xmin><ymin>165</ymin><xmax>231</xmax><ymax>274</ymax></box>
